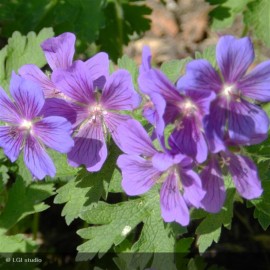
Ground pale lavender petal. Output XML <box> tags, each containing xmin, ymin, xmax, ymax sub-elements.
<box><xmin>24</xmin><ymin>135</ymin><xmax>56</xmax><ymax>180</ymax></box>
<box><xmin>152</xmin><ymin>153</ymin><xmax>175</xmax><ymax>171</ymax></box>
<box><xmin>39</xmin><ymin>98</ymin><xmax>78</xmax><ymax>125</ymax></box>
<box><xmin>228</xmin><ymin>99</ymin><xmax>269</xmax><ymax>145</ymax></box>
<box><xmin>138</xmin><ymin>69</ymin><xmax>181</xmax><ymax>101</ymax></box>
<box><xmin>169</xmin><ymin>116</ymin><xmax>208</xmax><ymax>163</ymax></box>
<box><xmin>101</xmin><ymin>69</ymin><xmax>141</xmax><ymax>111</ymax></box>
<box><xmin>68</xmin><ymin>122</ymin><xmax>107</xmax><ymax>172</ymax></box>
<box><xmin>181</xmin><ymin>169</ymin><xmax>205</xmax><ymax>208</ymax></box>
<box><xmin>10</xmin><ymin>72</ymin><xmax>44</xmax><ymax>119</ymax></box>
<box><xmin>103</xmin><ymin>112</ymin><xmax>131</xmax><ymax>148</ymax></box>
<box><xmin>238</xmin><ymin>60</ymin><xmax>270</xmax><ymax>102</ymax></box>
<box><xmin>117</xmin><ymin>154</ymin><xmax>159</xmax><ymax>195</ymax></box>
<box><xmin>139</xmin><ymin>46</ymin><xmax>152</xmax><ymax>73</ymax></box>
<box><xmin>33</xmin><ymin>116</ymin><xmax>74</xmax><ymax>153</ymax></box>
<box><xmin>18</xmin><ymin>64</ymin><xmax>56</xmax><ymax>97</ymax></box>
<box><xmin>0</xmin><ymin>126</ymin><xmax>23</xmax><ymax>162</ymax></box>
<box><xmin>177</xmin><ymin>60</ymin><xmax>222</xmax><ymax>93</ymax></box>
<box><xmin>52</xmin><ymin>60</ymin><xmax>95</xmax><ymax>105</ymax></box>
<box><xmin>160</xmin><ymin>171</ymin><xmax>189</xmax><ymax>226</ymax></box>
<box><xmin>226</xmin><ymin>153</ymin><xmax>263</xmax><ymax>199</ymax></box>
<box><xmin>200</xmin><ymin>158</ymin><xmax>225</xmax><ymax>213</ymax></box>
<box><xmin>216</xmin><ymin>36</ymin><xmax>254</xmax><ymax>83</ymax></box>
<box><xmin>114</xmin><ymin>119</ymin><xmax>156</xmax><ymax>157</ymax></box>
<box><xmin>0</xmin><ymin>86</ymin><xmax>21</xmax><ymax>123</ymax></box>
<box><xmin>41</xmin><ymin>32</ymin><xmax>75</xmax><ymax>70</ymax></box>
<box><xmin>85</xmin><ymin>52</ymin><xmax>109</xmax><ymax>89</ymax></box>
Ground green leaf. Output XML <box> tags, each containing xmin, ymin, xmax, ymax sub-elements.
<box><xmin>244</xmin><ymin>0</ymin><xmax>270</xmax><ymax>47</ymax></box>
<box><xmin>160</xmin><ymin>57</ymin><xmax>192</xmax><ymax>83</ymax></box>
<box><xmin>195</xmin><ymin>188</ymin><xmax>235</xmax><ymax>253</ymax></box>
<box><xmin>0</xmin><ymin>177</ymin><xmax>54</xmax><ymax>234</ymax></box>
<box><xmin>54</xmin><ymin>143</ymin><xmax>121</xmax><ymax>225</ymax></box>
<box><xmin>195</xmin><ymin>45</ymin><xmax>217</xmax><ymax>68</ymax></box>
<box><xmin>0</xmin><ymin>28</ymin><xmax>54</xmax><ymax>90</ymax></box>
<box><xmin>207</xmin><ymin>0</ymin><xmax>249</xmax><ymax>30</ymax></box>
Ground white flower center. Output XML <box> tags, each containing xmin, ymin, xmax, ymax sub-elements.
<box><xmin>182</xmin><ymin>99</ymin><xmax>197</xmax><ymax>115</ymax></box>
<box><xmin>21</xmin><ymin>119</ymin><xmax>32</xmax><ymax>129</ymax></box>
<box><xmin>222</xmin><ymin>84</ymin><xmax>236</xmax><ymax>97</ymax></box>
<box><xmin>88</xmin><ymin>104</ymin><xmax>107</xmax><ymax>123</ymax></box>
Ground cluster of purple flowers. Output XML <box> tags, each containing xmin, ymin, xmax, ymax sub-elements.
<box><xmin>0</xmin><ymin>33</ymin><xmax>269</xmax><ymax>226</ymax></box>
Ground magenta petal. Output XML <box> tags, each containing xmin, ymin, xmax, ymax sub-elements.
<box><xmin>24</xmin><ymin>135</ymin><xmax>56</xmax><ymax>180</ymax></box>
<box><xmin>33</xmin><ymin>116</ymin><xmax>74</xmax><ymax>153</ymax></box>
<box><xmin>169</xmin><ymin>116</ymin><xmax>208</xmax><ymax>163</ymax></box>
<box><xmin>10</xmin><ymin>72</ymin><xmax>44</xmax><ymax>119</ymax></box>
<box><xmin>200</xmin><ymin>158</ymin><xmax>225</xmax><ymax>213</ymax></box>
<box><xmin>228</xmin><ymin>99</ymin><xmax>269</xmax><ymax>145</ymax></box>
<box><xmin>101</xmin><ymin>69</ymin><xmax>141</xmax><ymax>110</ymax></box>
<box><xmin>115</xmin><ymin>119</ymin><xmax>156</xmax><ymax>157</ymax></box>
<box><xmin>0</xmin><ymin>126</ymin><xmax>23</xmax><ymax>162</ymax></box>
<box><xmin>238</xmin><ymin>60</ymin><xmax>270</xmax><ymax>102</ymax></box>
<box><xmin>160</xmin><ymin>171</ymin><xmax>189</xmax><ymax>226</ymax></box>
<box><xmin>85</xmin><ymin>52</ymin><xmax>109</xmax><ymax>89</ymax></box>
<box><xmin>68</xmin><ymin>123</ymin><xmax>107</xmax><ymax>172</ymax></box>
<box><xmin>177</xmin><ymin>59</ymin><xmax>222</xmax><ymax>93</ymax></box>
<box><xmin>0</xmin><ymin>87</ymin><xmax>20</xmax><ymax>123</ymax></box>
<box><xmin>216</xmin><ymin>35</ymin><xmax>254</xmax><ymax>83</ymax></box>
<box><xmin>117</xmin><ymin>154</ymin><xmax>159</xmax><ymax>195</ymax></box>
<box><xmin>41</xmin><ymin>32</ymin><xmax>75</xmax><ymax>70</ymax></box>
<box><xmin>18</xmin><ymin>64</ymin><xmax>56</xmax><ymax>97</ymax></box>
<box><xmin>180</xmin><ymin>169</ymin><xmax>205</xmax><ymax>208</ymax></box>
<box><xmin>226</xmin><ymin>153</ymin><xmax>263</xmax><ymax>199</ymax></box>
<box><xmin>52</xmin><ymin>60</ymin><xmax>95</xmax><ymax>105</ymax></box>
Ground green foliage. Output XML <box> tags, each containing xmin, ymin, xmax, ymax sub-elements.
<box><xmin>195</xmin><ymin>45</ymin><xmax>217</xmax><ymax>68</ymax></box>
<box><xmin>244</xmin><ymin>0</ymin><xmax>270</xmax><ymax>47</ymax></box>
<box><xmin>0</xmin><ymin>28</ymin><xmax>54</xmax><ymax>90</ymax></box>
<box><xmin>194</xmin><ymin>188</ymin><xmax>235</xmax><ymax>253</ymax></box>
<box><xmin>0</xmin><ymin>177</ymin><xmax>54</xmax><ymax>234</ymax></box>
<box><xmin>54</xmin><ymin>143</ymin><xmax>121</xmax><ymax>225</ymax></box>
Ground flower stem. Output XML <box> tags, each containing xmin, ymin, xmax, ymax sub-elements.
<box><xmin>32</xmin><ymin>212</ymin><xmax>39</xmax><ymax>241</ymax></box>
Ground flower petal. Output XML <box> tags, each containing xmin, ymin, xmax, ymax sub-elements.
<box><xmin>169</xmin><ymin>116</ymin><xmax>208</xmax><ymax>163</ymax></box>
<box><xmin>216</xmin><ymin>35</ymin><xmax>254</xmax><ymax>83</ymax></box>
<box><xmin>33</xmin><ymin>116</ymin><xmax>74</xmax><ymax>153</ymax></box>
<box><xmin>226</xmin><ymin>153</ymin><xmax>263</xmax><ymax>199</ymax></box>
<box><xmin>52</xmin><ymin>60</ymin><xmax>95</xmax><ymax>105</ymax></box>
<box><xmin>117</xmin><ymin>154</ymin><xmax>159</xmax><ymax>195</ymax></box>
<box><xmin>180</xmin><ymin>169</ymin><xmax>205</xmax><ymax>208</ymax></box>
<box><xmin>101</xmin><ymin>69</ymin><xmax>141</xmax><ymax>110</ymax></box>
<box><xmin>177</xmin><ymin>59</ymin><xmax>222</xmax><ymax>93</ymax></box>
<box><xmin>0</xmin><ymin>87</ymin><xmax>21</xmax><ymax>123</ymax></box>
<box><xmin>115</xmin><ymin>119</ymin><xmax>156</xmax><ymax>157</ymax></box>
<box><xmin>160</xmin><ymin>170</ymin><xmax>189</xmax><ymax>226</ymax></box>
<box><xmin>18</xmin><ymin>64</ymin><xmax>56</xmax><ymax>97</ymax></box>
<box><xmin>85</xmin><ymin>52</ymin><xmax>109</xmax><ymax>89</ymax></box>
<box><xmin>200</xmin><ymin>158</ymin><xmax>225</xmax><ymax>213</ymax></box>
<box><xmin>41</xmin><ymin>32</ymin><xmax>75</xmax><ymax>70</ymax></box>
<box><xmin>10</xmin><ymin>72</ymin><xmax>44</xmax><ymax>119</ymax></box>
<box><xmin>228</xmin><ymin>99</ymin><xmax>269</xmax><ymax>145</ymax></box>
<box><xmin>68</xmin><ymin>122</ymin><xmax>107</xmax><ymax>172</ymax></box>
<box><xmin>24</xmin><ymin>135</ymin><xmax>56</xmax><ymax>180</ymax></box>
<box><xmin>139</xmin><ymin>46</ymin><xmax>152</xmax><ymax>73</ymax></box>
<box><xmin>0</xmin><ymin>126</ymin><xmax>23</xmax><ymax>162</ymax></box>
<box><xmin>238</xmin><ymin>60</ymin><xmax>270</xmax><ymax>102</ymax></box>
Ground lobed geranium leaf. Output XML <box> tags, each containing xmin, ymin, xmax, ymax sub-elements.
<box><xmin>195</xmin><ymin>188</ymin><xmax>235</xmax><ymax>253</ymax></box>
<box><xmin>54</xmin><ymin>143</ymin><xmax>121</xmax><ymax>225</ymax></box>
<box><xmin>0</xmin><ymin>177</ymin><xmax>54</xmax><ymax>234</ymax></box>
<box><xmin>0</xmin><ymin>28</ymin><xmax>54</xmax><ymax>91</ymax></box>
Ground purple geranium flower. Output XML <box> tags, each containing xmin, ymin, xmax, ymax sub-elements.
<box><xmin>116</xmin><ymin>119</ymin><xmax>205</xmax><ymax>226</ymax></box>
<box><xmin>179</xmin><ymin>35</ymin><xmax>270</xmax><ymax>152</ymax></box>
<box><xmin>138</xmin><ymin>46</ymin><xmax>215</xmax><ymax>163</ymax></box>
<box><xmin>200</xmin><ymin>150</ymin><xmax>262</xmax><ymax>213</ymax></box>
<box><xmin>0</xmin><ymin>73</ymin><xmax>74</xmax><ymax>179</ymax></box>
<box><xmin>19</xmin><ymin>32</ymin><xmax>109</xmax><ymax>98</ymax></box>
<box><xmin>52</xmin><ymin>60</ymin><xmax>141</xmax><ymax>171</ymax></box>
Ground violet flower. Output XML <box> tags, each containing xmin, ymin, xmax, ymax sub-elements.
<box><xmin>138</xmin><ymin>47</ymin><xmax>215</xmax><ymax>163</ymax></box>
<box><xmin>116</xmin><ymin>119</ymin><xmax>205</xmax><ymax>226</ymax></box>
<box><xmin>52</xmin><ymin>60</ymin><xmax>141</xmax><ymax>171</ymax></box>
<box><xmin>0</xmin><ymin>73</ymin><xmax>74</xmax><ymax>179</ymax></box>
<box><xmin>178</xmin><ymin>35</ymin><xmax>270</xmax><ymax>152</ymax></box>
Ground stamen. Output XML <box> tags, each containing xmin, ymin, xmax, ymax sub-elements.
<box><xmin>21</xmin><ymin>120</ymin><xmax>32</xmax><ymax>129</ymax></box>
